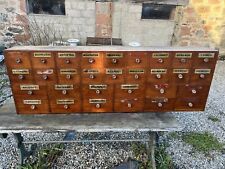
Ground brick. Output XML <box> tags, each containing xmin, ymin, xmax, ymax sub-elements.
<box><xmin>197</xmin><ymin>6</ymin><xmax>211</xmax><ymax>13</ymax></box>
<box><xmin>180</xmin><ymin>26</ymin><xmax>191</xmax><ymax>36</ymax></box>
<box><xmin>191</xmin><ymin>0</ymin><xmax>203</xmax><ymax>3</ymax></box>
<box><xmin>86</xmin><ymin>1</ymin><xmax>95</xmax><ymax>10</ymax></box>
<box><xmin>208</xmin><ymin>0</ymin><xmax>220</xmax><ymax>4</ymax></box>
<box><xmin>81</xmin><ymin>10</ymin><xmax>95</xmax><ymax>18</ymax></box>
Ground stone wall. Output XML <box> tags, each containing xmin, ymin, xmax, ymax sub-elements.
<box><xmin>112</xmin><ymin>1</ymin><xmax>176</xmax><ymax>46</ymax></box>
<box><xmin>173</xmin><ymin>0</ymin><xmax>225</xmax><ymax>53</ymax></box>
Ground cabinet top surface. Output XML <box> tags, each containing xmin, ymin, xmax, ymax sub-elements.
<box><xmin>5</xmin><ymin>46</ymin><xmax>218</xmax><ymax>52</ymax></box>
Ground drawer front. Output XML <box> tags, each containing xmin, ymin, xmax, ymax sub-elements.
<box><xmin>82</xmin><ymin>84</ymin><xmax>113</xmax><ymax>97</ymax></box>
<box><xmin>104</xmin><ymin>52</ymin><xmax>126</xmax><ymax>68</ymax></box>
<box><xmin>56</xmin><ymin>52</ymin><xmax>80</xmax><ymax>68</ymax></box>
<box><xmin>175</xmin><ymin>97</ymin><xmax>206</xmax><ymax>111</ymax></box>
<box><xmin>83</xmin><ymin>98</ymin><xmax>113</xmax><ymax>112</ymax></box>
<box><xmin>146</xmin><ymin>83</ymin><xmax>177</xmax><ymax>98</ymax></box>
<box><xmin>82</xmin><ymin>69</ymin><xmax>104</xmax><ymax>83</ymax></box>
<box><xmin>144</xmin><ymin>97</ymin><xmax>175</xmax><ymax>112</ymax></box>
<box><xmin>193</xmin><ymin>52</ymin><xmax>218</xmax><ymax>68</ymax></box>
<box><xmin>31</xmin><ymin>52</ymin><xmax>55</xmax><ymax>68</ymax></box>
<box><xmin>8</xmin><ymin>69</ymin><xmax>33</xmax><ymax>84</ymax></box>
<box><xmin>34</xmin><ymin>69</ymin><xmax>57</xmax><ymax>85</ymax></box>
<box><xmin>190</xmin><ymin>69</ymin><xmax>214</xmax><ymax>83</ymax></box>
<box><xmin>50</xmin><ymin>98</ymin><xmax>81</xmax><ymax>113</ymax></box>
<box><xmin>5</xmin><ymin>52</ymin><xmax>31</xmax><ymax>68</ymax></box>
<box><xmin>12</xmin><ymin>84</ymin><xmax>47</xmax><ymax>98</ymax></box>
<box><xmin>126</xmin><ymin>52</ymin><xmax>147</xmax><ymax>68</ymax></box>
<box><xmin>105</xmin><ymin>69</ymin><xmax>125</xmax><ymax>83</ymax></box>
<box><xmin>81</xmin><ymin>52</ymin><xmax>103</xmax><ymax>68</ymax></box>
<box><xmin>172</xmin><ymin>52</ymin><xmax>193</xmax><ymax>68</ymax></box>
<box><xmin>171</xmin><ymin>69</ymin><xmax>190</xmax><ymax>84</ymax></box>
<box><xmin>48</xmin><ymin>84</ymin><xmax>80</xmax><ymax>98</ymax></box>
<box><xmin>149</xmin><ymin>52</ymin><xmax>171</xmax><ymax>68</ymax></box>
<box><xmin>115</xmin><ymin>84</ymin><xmax>144</xmax><ymax>98</ymax></box>
<box><xmin>177</xmin><ymin>85</ymin><xmax>210</xmax><ymax>98</ymax></box>
<box><xmin>114</xmin><ymin>98</ymin><xmax>144</xmax><ymax>112</ymax></box>
<box><xmin>125</xmin><ymin>69</ymin><xmax>146</xmax><ymax>83</ymax></box>
<box><xmin>147</xmin><ymin>69</ymin><xmax>170</xmax><ymax>83</ymax></box>
<box><xmin>57</xmin><ymin>69</ymin><xmax>80</xmax><ymax>83</ymax></box>
<box><xmin>14</xmin><ymin>98</ymin><xmax>49</xmax><ymax>114</ymax></box>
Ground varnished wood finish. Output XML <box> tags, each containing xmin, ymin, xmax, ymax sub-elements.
<box><xmin>4</xmin><ymin>46</ymin><xmax>218</xmax><ymax>114</ymax></box>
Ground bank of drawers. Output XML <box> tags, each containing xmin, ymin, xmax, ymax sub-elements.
<box><xmin>5</xmin><ymin>49</ymin><xmax>218</xmax><ymax>114</ymax></box>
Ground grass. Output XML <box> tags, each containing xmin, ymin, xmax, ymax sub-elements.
<box><xmin>132</xmin><ymin>142</ymin><xmax>175</xmax><ymax>169</ymax></box>
<box><xmin>21</xmin><ymin>144</ymin><xmax>64</xmax><ymax>169</ymax></box>
<box><xmin>182</xmin><ymin>132</ymin><xmax>224</xmax><ymax>154</ymax></box>
<box><xmin>208</xmin><ymin>115</ymin><xmax>221</xmax><ymax>122</ymax></box>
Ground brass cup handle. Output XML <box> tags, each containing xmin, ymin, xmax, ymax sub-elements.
<box><xmin>200</xmin><ymin>74</ymin><xmax>205</xmax><ymax>79</ymax></box>
<box><xmin>96</xmin><ymin>90</ymin><xmax>101</xmax><ymax>94</ymax></box>
<box><xmin>188</xmin><ymin>102</ymin><xmax>193</xmax><ymax>107</ymax></box>
<box><xmin>41</xmin><ymin>58</ymin><xmax>46</xmax><ymax>63</ymax></box>
<box><xmin>112</xmin><ymin>59</ymin><xmax>117</xmax><ymax>64</ymax></box>
<box><xmin>42</xmin><ymin>75</ymin><xmax>48</xmax><ymax>80</ymax></box>
<box><xmin>157</xmin><ymin>102</ymin><xmax>163</xmax><ymax>107</ymax></box>
<box><xmin>64</xmin><ymin>105</ymin><xmax>69</xmax><ymax>109</ymax></box>
<box><xmin>156</xmin><ymin>74</ymin><xmax>161</xmax><ymax>79</ymax></box>
<box><xmin>135</xmin><ymin>58</ymin><xmax>141</xmax><ymax>63</ymax></box>
<box><xmin>204</xmin><ymin>58</ymin><xmax>209</xmax><ymax>62</ymax></box>
<box><xmin>88</xmin><ymin>58</ymin><xmax>95</xmax><ymax>63</ymax></box>
<box><xmin>112</xmin><ymin>74</ymin><xmax>117</xmax><ymax>79</ymax></box>
<box><xmin>62</xmin><ymin>90</ymin><xmax>67</xmax><ymax>95</ymax></box>
<box><xmin>30</xmin><ymin>105</ymin><xmax>36</xmax><ymax>110</ymax></box>
<box><xmin>96</xmin><ymin>104</ymin><xmax>101</xmax><ymax>108</ymax></box>
<box><xmin>27</xmin><ymin>90</ymin><xmax>33</xmax><ymax>95</ymax></box>
<box><xmin>178</xmin><ymin>74</ymin><xmax>183</xmax><ymax>79</ymax></box>
<box><xmin>89</xmin><ymin>74</ymin><xmax>95</xmax><ymax>79</ymax></box>
<box><xmin>65</xmin><ymin>59</ymin><xmax>70</xmax><ymax>64</ymax></box>
<box><xmin>16</xmin><ymin>58</ymin><xmax>21</xmax><ymax>63</ymax></box>
<box><xmin>18</xmin><ymin>75</ymin><xmax>24</xmax><ymax>80</ymax></box>
<box><xmin>66</xmin><ymin>74</ymin><xmax>71</xmax><ymax>79</ymax></box>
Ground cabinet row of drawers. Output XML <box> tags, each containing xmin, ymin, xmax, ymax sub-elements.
<box><xmin>7</xmin><ymin>51</ymin><xmax>217</xmax><ymax>69</ymax></box>
<box><xmin>13</xmin><ymin>83</ymin><xmax>209</xmax><ymax>114</ymax></box>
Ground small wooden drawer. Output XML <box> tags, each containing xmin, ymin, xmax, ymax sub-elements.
<box><xmin>149</xmin><ymin>52</ymin><xmax>171</xmax><ymax>68</ymax></box>
<box><xmin>33</xmin><ymin>68</ymin><xmax>57</xmax><ymax>85</ymax></box>
<box><xmin>48</xmin><ymin>84</ymin><xmax>80</xmax><ymax>98</ymax></box>
<box><xmin>147</xmin><ymin>69</ymin><xmax>170</xmax><ymax>83</ymax></box>
<box><xmin>172</xmin><ymin>52</ymin><xmax>193</xmax><ymax>68</ymax></box>
<box><xmin>57</xmin><ymin>69</ymin><xmax>80</xmax><ymax>83</ymax></box>
<box><xmin>126</xmin><ymin>52</ymin><xmax>147</xmax><ymax>68</ymax></box>
<box><xmin>193</xmin><ymin>52</ymin><xmax>218</xmax><ymax>68</ymax></box>
<box><xmin>171</xmin><ymin>69</ymin><xmax>190</xmax><ymax>84</ymax></box>
<box><xmin>83</xmin><ymin>98</ymin><xmax>113</xmax><ymax>112</ymax></box>
<box><xmin>115</xmin><ymin>84</ymin><xmax>144</xmax><ymax>98</ymax></box>
<box><xmin>177</xmin><ymin>85</ymin><xmax>210</xmax><ymax>98</ymax></box>
<box><xmin>50</xmin><ymin>98</ymin><xmax>81</xmax><ymax>113</ymax></box>
<box><xmin>144</xmin><ymin>97</ymin><xmax>175</xmax><ymax>112</ymax></box>
<box><xmin>114</xmin><ymin>98</ymin><xmax>144</xmax><ymax>112</ymax></box>
<box><xmin>125</xmin><ymin>69</ymin><xmax>146</xmax><ymax>83</ymax></box>
<box><xmin>104</xmin><ymin>68</ymin><xmax>125</xmax><ymax>83</ymax></box>
<box><xmin>31</xmin><ymin>52</ymin><xmax>55</xmax><ymax>68</ymax></box>
<box><xmin>8</xmin><ymin>69</ymin><xmax>33</xmax><ymax>84</ymax></box>
<box><xmin>12</xmin><ymin>84</ymin><xmax>47</xmax><ymax>99</ymax></box>
<box><xmin>175</xmin><ymin>97</ymin><xmax>206</xmax><ymax>111</ymax></box>
<box><xmin>5</xmin><ymin>52</ymin><xmax>31</xmax><ymax>68</ymax></box>
<box><xmin>82</xmin><ymin>84</ymin><xmax>113</xmax><ymax>97</ymax></box>
<box><xmin>56</xmin><ymin>52</ymin><xmax>80</xmax><ymax>68</ymax></box>
<box><xmin>81</xmin><ymin>68</ymin><xmax>104</xmax><ymax>83</ymax></box>
<box><xmin>190</xmin><ymin>69</ymin><xmax>214</xmax><ymax>84</ymax></box>
<box><xmin>104</xmin><ymin>52</ymin><xmax>126</xmax><ymax>68</ymax></box>
<box><xmin>146</xmin><ymin>83</ymin><xmax>177</xmax><ymax>98</ymax></box>
<box><xmin>81</xmin><ymin>52</ymin><xmax>103</xmax><ymax>68</ymax></box>
<box><xmin>14</xmin><ymin>98</ymin><xmax>49</xmax><ymax>114</ymax></box>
